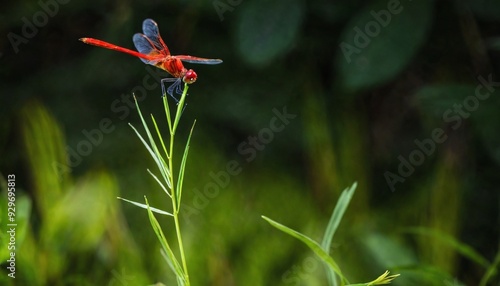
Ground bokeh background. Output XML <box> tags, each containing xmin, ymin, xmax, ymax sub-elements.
<box><xmin>1</xmin><ymin>0</ymin><xmax>499</xmax><ymax>285</ymax></box>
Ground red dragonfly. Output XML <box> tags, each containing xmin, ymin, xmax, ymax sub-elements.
<box><xmin>80</xmin><ymin>18</ymin><xmax>222</xmax><ymax>98</ymax></box>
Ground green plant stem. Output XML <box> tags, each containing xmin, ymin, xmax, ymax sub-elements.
<box><xmin>167</xmin><ymin>84</ymin><xmax>190</xmax><ymax>285</ymax></box>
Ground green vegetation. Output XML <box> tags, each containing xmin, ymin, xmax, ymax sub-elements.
<box><xmin>2</xmin><ymin>1</ymin><xmax>500</xmax><ymax>285</ymax></box>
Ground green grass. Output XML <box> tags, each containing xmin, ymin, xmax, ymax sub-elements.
<box><xmin>120</xmin><ymin>83</ymin><xmax>194</xmax><ymax>285</ymax></box>
<box><xmin>123</xmin><ymin>90</ymin><xmax>402</xmax><ymax>285</ymax></box>
<box><xmin>263</xmin><ymin>182</ymin><xmax>400</xmax><ymax>286</ymax></box>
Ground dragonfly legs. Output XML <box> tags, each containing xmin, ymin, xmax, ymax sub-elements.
<box><xmin>160</xmin><ymin>78</ymin><xmax>181</xmax><ymax>101</ymax></box>
<box><xmin>161</xmin><ymin>77</ymin><xmax>188</xmax><ymax>113</ymax></box>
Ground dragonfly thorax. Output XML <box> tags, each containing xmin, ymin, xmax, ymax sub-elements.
<box><xmin>183</xmin><ymin>69</ymin><xmax>197</xmax><ymax>84</ymax></box>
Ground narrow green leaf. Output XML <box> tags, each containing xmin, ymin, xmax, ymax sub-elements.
<box><xmin>172</xmin><ymin>83</ymin><xmax>189</xmax><ymax>134</ymax></box>
<box><xmin>176</xmin><ymin>120</ymin><xmax>196</xmax><ymax>211</ymax></box>
<box><xmin>163</xmin><ymin>92</ymin><xmax>174</xmax><ymax>135</ymax></box>
<box><xmin>160</xmin><ymin>248</ymin><xmax>186</xmax><ymax>286</ymax></box>
<box><xmin>134</xmin><ymin>96</ymin><xmax>155</xmax><ymax>146</ymax></box>
<box><xmin>144</xmin><ymin>196</ymin><xmax>186</xmax><ymax>283</ymax></box>
<box><xmin>160</xmin><ymin>248</ymin><xmax>177</xmax><ymax>276</ymax></box>
<box><xmin>129</xmin><ymin>123</ymin><xmax>172</xmax><ymax>191</ymax></box>
<box><xmin>176</xmin><ymin>276</ymin><xmax>186</xmax><ymax>286</ymax></box>
<box><xmin>147</xmin><ymin>169</ymin><xmax>171</xmax><ymax>197</ymax></box>
<box><xmin>151</xmin><ymin>114</ymin><xmax>169</xmax><ymax>160</ymax></box>
<box><xmin>404</xmin><ymin>227</ymin><xmax>490</xmax><ymax>268</ymax></box>
<box><xmin>322</xmin><ymin>182</ymin><xmax>357</xmax><ymax>286</ymax></box>
<box><xmin>479</xmin><ymin>250</ymin><xmax>500</xmax><ymax>286</ymax></box>
<box><xmin>262</xmin><ymin>215</ymin><xmax>348</xmax><ymax>284</ymax></box>
<box><xmin>132</xmin><ymin>97</ymin><xmax>171</xmax><ymax>185</ymax></box>
<box><xmin>117</xmin><ymin>197</ymin><xmax>173</xmax><ymax>216</ymax></box>
<box><xmin>322</xmin><ymin>182</ymin><xmax>357</xmax><ymax>248</ymax></box>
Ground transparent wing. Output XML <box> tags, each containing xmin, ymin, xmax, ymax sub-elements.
<box><xmin>132</xmin><ymin>34</ymin><xmax>164</xmax><ymax>65</ymax></box>
<box><xmin>142</xmin><ymin>18</ymin><xmax>170</xmax><ymax>56</ymax></box>
<box><xmin>175</xmin><ymin>55</ymin><xmax>223</xmax><ymax>65</ymax></box>
<box><xmin>132</xmin><ymin>19</ymin><xmax>170</xmax><ymax>65</ymax></box>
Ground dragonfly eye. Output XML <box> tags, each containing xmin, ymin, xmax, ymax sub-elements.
<box><xmin>184</xmin><ymin>70</ymin><xmax>197</xmax><ymax>84</ymax></box>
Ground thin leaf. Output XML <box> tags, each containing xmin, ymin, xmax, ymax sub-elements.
<box><xmin>129</xmin><ymin>123</ymin><xmax>172</xmax><ymax>190</ymax></box>
<box><xmin>404</xmin><ymin>227</ymin><xmax>490</xmax><ymax>268</ymax></box>
<box><xmin>163</xmin><ymin>92</ymin><xmax>174</xmax><ymax>134</ymax></box>
<box><xmin>172</xmin><ymin>83</ymin><xmax>189</xmax><ymax>134</ymax></box>
<box><xmin>147</xmin><ymin>169</ymin><xmax>171</xmax><ymax>197</ymax></box>
<box><xmin>117</xmin><ymin>197</ymin><xmax>173</xmax><ymax>216</ymax></box>
<box><xmin>479</xmin><ymin>250</ymin><xmax>500</xmax><ymax>286</ymax></box>
<box><xmin>144</xmin><ymin>196</ymin><xmax>186</xmax><ymax>283</ymax></box>
<box><xmin>322</xmin><ymin>182</ymin><xmax>357</xmax><ymax>286</ymax></box>
<box><xmin>262</xmin><ymin>215</ymin><xmax>348</xmax><ymax>284</ymax></box>
<box><xmin>151</xmin><ymin>114</ymin><xmax>170</xmax><ymax>160</ymax></box>
<box><xmin>160</xmin><ymin>250</ymin><xmax>186</xmax><ymax>286</ymax></box>
<box><xmin>176</xmin><ymin>120</ymin><xmax>196</xmax><ymax>211</ymax></box>
<box><xmin>322</xmin><ymin>182</ymin><xmax>357</xmax><ymax>249</ymax></box>
<box><xmin>132</xmin><ymin>97</ymin><xmax>171</xmax><ymax>186</ymax></box>
<box><xmin>160</xmin><ymin>248</ymin><xmax>181</xmax><ymax>284</ymax></box>
<box><xmin>176</xmin><ymin>276</ymin><xmax>186</xmax><ymax>286</ymax></box>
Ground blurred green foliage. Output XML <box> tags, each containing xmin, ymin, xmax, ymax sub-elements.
<box><xmin>1</xmin><ymin>0</ymin><xmax>499</xmax><ymax>285</ymax></box>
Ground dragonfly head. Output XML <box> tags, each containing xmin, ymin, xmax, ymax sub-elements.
<box><xmin>183</xmin><ymin>69</ymin><xmax>198</xmax><ymax>84</ymax></box>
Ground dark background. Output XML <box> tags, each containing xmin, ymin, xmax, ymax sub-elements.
<box><xmin>1</xmin><ymin>0</ymin><xmax>499</xmax><ymax>285</ymax></box>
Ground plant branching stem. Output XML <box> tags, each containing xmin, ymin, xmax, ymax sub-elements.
<box><xmin>167</xmin><ymin>84</ymin><xmax>190</xmax><ymax>285</ymax></box>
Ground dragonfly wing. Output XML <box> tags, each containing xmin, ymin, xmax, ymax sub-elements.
<box><xmin>142</xmin><ymin>19</ymin><xmax>170</xmax><ymax>56</ymax></box>
<box><xmin>132</xmin><ymin>33</ymin><xmax>164</xmax><ymax>65</ymax></box>
<box><xmin>175</xmin><ymin>55</ymin><xmax>223</xmax><ymax>65</ymax></box>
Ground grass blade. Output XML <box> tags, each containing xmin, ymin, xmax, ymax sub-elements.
<box><xmin>479</xmin><ymin>250</ymin><xmax>500</xmax><ymax>286</ymax></box>
<box><xmin>160</xmin><ymin>248</ymin><xmax>177</xmax><ymax>275</ymax></box>
<box><xmin>129</xmin><ymin>123</ymin><xmax>172</xmax><ymax>191</ymax></box>
<box><xmin>151</xmin><ymin>113</ymin><xmax>169</xmax><ymax>160</ymax></box>
<box><xmin>176</xmin><ymin>120</ymin><xmax>196</xmax><ymax>211</ymax></box>
<box><xmin>159</xmin><ymin>248</ymin><xmax>186</xmax><ymax>286</ymax></box>
<box><xmin>144</xmin><ymin>196</ymin><xmax>186</xmax><ymax>283</ymax></box>
<box><xmin>172</xmin><ymin>84</ymin><xmax>189</xmax><ymax>133</ymax></box>
<box><xmin>322</xmin><ymin>182</ymin><xmax>357</xmax><ymax>286</ymax></box>
<box><xmin>147</xmin><ymin>169</ymin><xmax>171</xmax><ymax>197</ymax></box>
<box><xmin>132</xmin><ymin>97</ymin><xmax>172</xmax><ymax>189</ymax></box>
<box><xmin>163</xmin><ymin>92</ymin><xmax>173</xmax><ymax>134</ymax></box>
<box><xmin>322</xmin><ymin>182</ymin><xmax>357</xmax><ymax>249</ymax></box>
<box><xmin>404</xmin><ymin>227</ymin><xmax>490</xmax><ymax>268</ymax></box>
<box><xmin>117</xmin><ymin>197</ymin><xmax>173</xmax><ymax>216</ymax></box>
<box><xmin>262</xmin><ymin>215</ymin><xmax>348</xmax><ymax>284</ymax></box>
